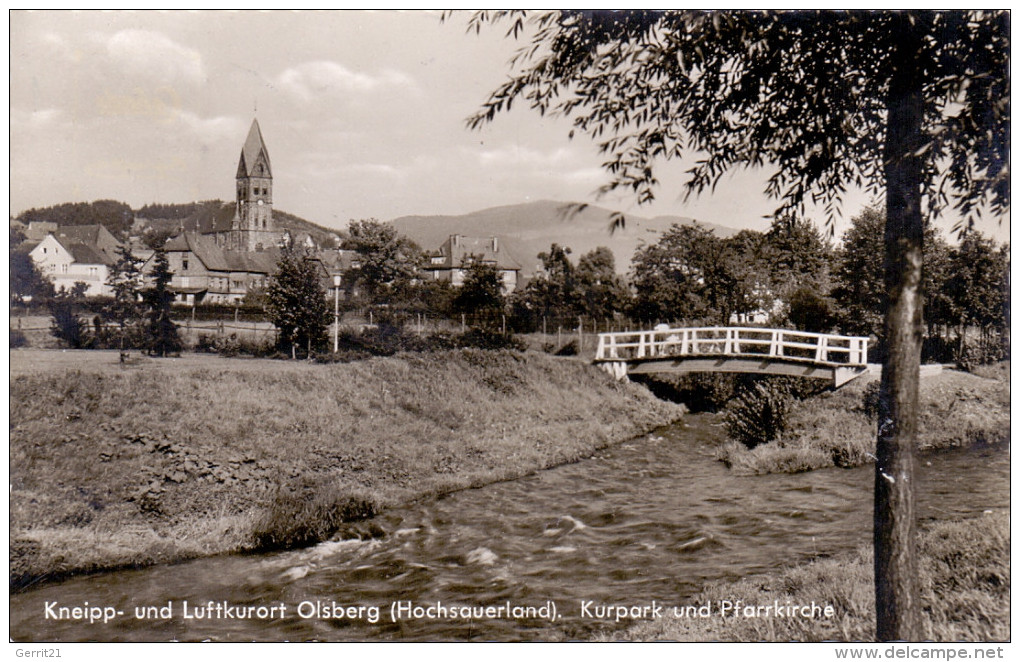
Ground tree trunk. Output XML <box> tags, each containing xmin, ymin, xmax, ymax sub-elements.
<box><xmin>875</xmin><ymin>14</ymin><xmax>925</xmax><ymax>642</ymax></box>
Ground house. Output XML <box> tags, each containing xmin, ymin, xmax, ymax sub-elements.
<box><xmin>150</xmin><ymin>231</ymin><xmax>280</xmax><ymax>305</ymax></box>
<box><xmin>28</xmin><ymin>224</ymin><xmax>123</xmax><ymax>296</ymax></box>
<box><xmin>424</xmin><ymin>234</ymin><xmax>522</xmax><ymax>294</ymax></box>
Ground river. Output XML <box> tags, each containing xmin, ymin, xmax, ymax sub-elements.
<box><xmin>9</xmin><ymin>414</ymin><xmax>1009</xmax><ymax>642</ymax></box>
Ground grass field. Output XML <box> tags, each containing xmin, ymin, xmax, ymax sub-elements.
<box><xmin>9</xmin><ymin>348</ymin><xmax>684</xmax><ymax>590</ymax></box>
<box><xmin>720</xmin><ymin>367</ymin><xmax>1010</xmax><ymax>475</ymax></box>
<box><xmin>602</xmin><ymin>511</ymin><xmax>1010</xmax><ymax>642</ymax></box>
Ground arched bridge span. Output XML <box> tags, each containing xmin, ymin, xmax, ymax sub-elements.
<box><xmin>594</xmin><ymin>326</ymin><xmax>869</xmax><ymax>388</ymax></box>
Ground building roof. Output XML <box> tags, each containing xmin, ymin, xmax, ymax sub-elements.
<box><xmin>23</xmin><ymin>221</ymin><xmax>57</xmax><ymax>242</ymax></box>
<box><xmin>164</xmin><ymin>231</ymin><xmax>280</xmax><ymax>274</ymax></box>
<box><xmin>54</xmin><ymin>224</ymin><xmax>122</xmax><ymax>262</ymax></box>
<box><xmin>196</xmin><ymin>202</ymin><xmax>239</xmax><ymax>234</ymax></box>
<box><xmin>63</xmin><ymin>241</ymin><xmax>109</xmax><ymax>265</ymax></box>
<box><xmin>236</xmin><ymin>118</ymin><xmax>272</xmax><ymax>178</ymax></box>
<box><xmin>430</xmin><ymin>234</ymin><xmax>522</xmax><ymax>271</ymax></box>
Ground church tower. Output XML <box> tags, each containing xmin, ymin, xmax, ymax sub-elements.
<box><xmin>231</xmin><ymin>118</ymin><xmax>277</xmax><ymax>251</ymax></box>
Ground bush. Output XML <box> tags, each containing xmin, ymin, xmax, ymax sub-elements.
<box><xmin>251</xmin><ymin>477</ymin><xmax>377</xmax><ymax>551</ymax></box>
<box><xmin>49</xmin><ymin>298</ymin><xmax>91</xmax><ymax>349</ymax></box>
<box><xmin>554</xmin><ymin>340</ymin><xmax>578</xmax><ymax>356</ymax></box>
<box><xmin>724</xmin><ymin>380</ymin><xmax>794</xmax><ymax>449</ymax></box>
<box><xmin>10</xmin><ymin>329</ymin><xmax>28</xmax><ymax>348</ymax></box>
<box><xmin>454</xmin><ymin>328</ymin><xmax>526</xmax><ymax>351</ymax></box>
<box><xmin>192</xmin><ymin>333</ymin><xmax>275</xmax><ymax>357</ymax></box>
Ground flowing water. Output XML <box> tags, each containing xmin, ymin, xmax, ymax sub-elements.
<box><xmin>10</xmin><ymin>414</ymin><xmax>1009</xmax><ymax>642</ymax></box>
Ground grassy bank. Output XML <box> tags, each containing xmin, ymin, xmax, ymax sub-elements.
<box><xmin>721</xmin><ymin>367</ymin><xmax>1009</xmax><ymax>475</ymax></box>
<box><xmin>601</xmin><ymin>511</ymin><xmax>1009</xmax><ymax>642</ymax></box>
<box><xmin>10</xmin><ymin>349</ymin><xmax>683</xmax><ymax>590</ymax></box>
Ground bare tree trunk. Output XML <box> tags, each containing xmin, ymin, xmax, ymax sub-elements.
<box><xmin>875</xmin><ymin>13</ymin><xmax>924</xmax><ymax>642</ymax></box>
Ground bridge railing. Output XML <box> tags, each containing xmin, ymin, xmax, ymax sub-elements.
<box><xmin>595</xmin><ymin>326</ymin><xmax>869</xmax><ymax>366</ymax></box>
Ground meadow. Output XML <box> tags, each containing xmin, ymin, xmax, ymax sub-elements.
<box><xmin>10</xmin><ymin>348</ymin><xmax>684</xmax><ymax>589</ymax></box>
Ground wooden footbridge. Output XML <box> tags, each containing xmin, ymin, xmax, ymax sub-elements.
<box><xmin>594</xmin><ymin>326</ymin><xmax>869</xmax><ymax>387</ymax></box>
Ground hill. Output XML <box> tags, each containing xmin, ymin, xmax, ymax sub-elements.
<box><xmin>389</xmin><ymin>200</ymin><xmax>739</xmax><ymax>276</ymax></box>
<box><xmin>14</xmin><ymin>200</ymin><xmax>341</xmax><ymax>249</ymax></box>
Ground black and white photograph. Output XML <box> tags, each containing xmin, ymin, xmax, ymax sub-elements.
<box><xmin>8</xmin><ymin>9</ymin><xmax>1010</xmax><ymax>654</ymax></box>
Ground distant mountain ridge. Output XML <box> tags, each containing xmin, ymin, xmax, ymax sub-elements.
<box><xmin>389</xmin><ymin>199</ymin><xmax>740</xmax><ymax>276</ymax></box>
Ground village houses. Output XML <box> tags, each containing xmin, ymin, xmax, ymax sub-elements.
<box><xmin>424</xmin><ymin>234</ymin><xmax>522</xmax><ymax>294</ymax></box>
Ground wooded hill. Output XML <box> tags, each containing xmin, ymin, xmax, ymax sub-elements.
<box><xmin>12</xmin><ymin>200</ymin><xmax>341</xmax><ymax>248</ymax></box>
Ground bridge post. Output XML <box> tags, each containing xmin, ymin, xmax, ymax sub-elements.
<box><xmin>815</xmin><ymin>336</ymin><xmax>826</xmax><ymax>362</ymax></box>
<box><xmin>599</xmin><ymin>361</ymin><xmax>628</xmax><ymax>381</ymax></box>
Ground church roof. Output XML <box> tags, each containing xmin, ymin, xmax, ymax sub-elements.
<box><xmin>237</xmin><ymin>118</ymin><xmax>272</xmax><ymax>178</ymax></box>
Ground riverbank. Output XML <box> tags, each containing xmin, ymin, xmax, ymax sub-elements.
<box><xmin>9</xmin><ymin>348</ymin><xmax>684</xmax><ymax>590</ymax></box>
<box><xmin>721</xmin><ymin>367</ymin><xmax>1010</xmax><ymax>475</ymax></box>
<box><xmin>603</xmin><ymin>510</ymin><xmax>1010</xmax><ymax>642</ymax></box>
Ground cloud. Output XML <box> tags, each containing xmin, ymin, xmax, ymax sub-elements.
<box><xmin>105</xmin><ymin>29</ymin><xmax>205</xmax><ymax>85</ymax></box>
<box><xmin>475</xmin><ymin>145</ymin><xmax>574</xmax><ymax>168</ymax></box>
<box><xmin>11</xmin><ymin>107</ymin><xmax>65</xmax><ymax>128</ymax></box>
<box><xmin>174</xmin><ymin>111</ymin><xmax>246</xmax><ymax>143</ymax></box>
<box><xmin>277</xmin><ymin>60</ymin><xmax>415</xmax><ymax>103</ymax></box>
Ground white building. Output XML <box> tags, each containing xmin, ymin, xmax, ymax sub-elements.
<box><xmin>28</xmin><ymin>225</ymin><xmax>122</xmax><ymax>296</ymax></box>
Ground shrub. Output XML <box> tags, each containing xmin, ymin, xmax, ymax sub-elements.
<box><xmin>49</xmin><ymin>297</ymin><xmax>90</xmax><ymax>349</ymax></box>
<box><xmin>454</xmin><ymin>328</ymin><xmax>526</xmax><ymax>351</ymax></box>
<box><xmin>724</xmin><ymin>380</ymin><xmax>794</xmax><ymax>449</ymax></box>
<box><xmin>10</xmin><ymin>329</ymin><xmax>28</xmax><ymax>348</ymax></box>
<box><xmin>554</xmin><ymin>340</ymin><xmax>578</xmax><ymax>356</ymax></box>
<box><xmin>192</xmin><ymin>333</ymin><xmax>275</xmax><ymax>357</ymax></box>
<box><xmin>251</xmin><ymin>477</ymin><xmax>377</xmax><ymax>551</ymax></box>
<box><xmin>861</xmin><ymin>380</ymin><xmax>881</xmax><ymax>420</ymax></box>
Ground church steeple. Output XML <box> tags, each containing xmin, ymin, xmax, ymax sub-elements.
<box><xmin>237</xmin><ymin>118</ymin><xmax>272</xmax><ymax>179</ymax></box>
<box><xmin>232</xmin><ymin>118</ymin><xmax>275</xmax><ymax>251</ymax></box>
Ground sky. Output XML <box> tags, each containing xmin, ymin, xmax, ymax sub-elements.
<box><xmin>8</xmin><ymin>10</ymin><xmax>1010</xmax><ymax>243</ymax></box>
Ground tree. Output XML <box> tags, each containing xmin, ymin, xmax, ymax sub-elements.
<box><xmin>265</xmin><ymin>247</ymin><xmax>330</xmax><ymax>358</ymax></box>
<box><xmin>48</xmin><ymin>291</ymin><xmax>89</xmax><ymax>349</ymax></box>
<box><xmin>466</xmin><ymin>10</ymin><xmax>1008</xmax><ymax>640</ymax></box>
<box><xmin>10</xmin><ymin>250</ymin><xmax>54</xmax><ymax>305</ymax></box>
<box><xmin>342</xmin><ymin>219</ymin><xmax>422</xmax><ymax>303</ymax></box>
<box><xmin>452</xmin><ymin>260</ymin><xmax>505</xmax><ymax>325</ymax></box>
<box><xmin>574</xmin><ymin>247</ymin><xmax>631</xmax><ymax>320</ymax></box>
<box><xmin>105</xmin><ymin>244</ymin><xmax>144</xmax><ymax>356</ymax></box>
<box><xmin>946</xmin><ymin>233</ymin><xmax>1009</xmax><ymax>362</ymax></box>
<box><xmin>630</xmin><ymin>224</ymin><xmax>739</xmax><ymax>324</ymax></box>
<box><xmin>142</xmin><ymin>249</ymin><xmax>182</xmax><ymax>357</ymax></box>
<box><xmin>761</xmin><ymin>217</ymin><xmax>832</xmax><ymax>302</ymax></box>
<box><xmin>833</xmin><ymin>206</ymin><xmax>956</xmax><ymax>346</ymax></box>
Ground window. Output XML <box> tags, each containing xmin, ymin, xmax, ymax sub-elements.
<box><xmin>182</xmin><ymin>258</ymin><xmax>189</xmax><ymax>271</ymax></box>
<box><xmin>88</xmin><ymin>267</ymin><xmax>98</xmax><ymax>277</ymax></box>
<box><xmin>61</xmin><ymin>264</ymin><xmax>68</xmax><ymax>273</ymax></box>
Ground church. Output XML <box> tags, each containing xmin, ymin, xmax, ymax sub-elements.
<box><xmin>207</xmin><ymin>118</ymin><xmax>286</xmax><ymax>252</ymax></box>
<box><xmin>149</xmin><ymin>119</ymin><xmax>297</xmax><ymax>305</ymax></box>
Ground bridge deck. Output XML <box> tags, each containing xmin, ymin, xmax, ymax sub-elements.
<box><xmin>594</xmin><ymin>326</ymin><xmax>869</xmax><ymax>387</ymax></box>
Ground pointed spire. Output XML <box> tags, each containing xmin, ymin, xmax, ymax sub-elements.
<box><xmin>238</xmin><ymin>118</ymin><xmax>271</xmax><ymax>178</ymax></box>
